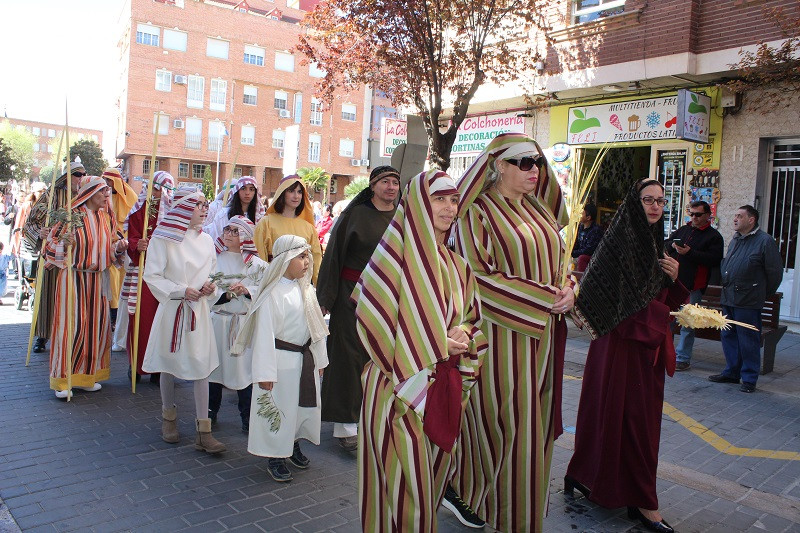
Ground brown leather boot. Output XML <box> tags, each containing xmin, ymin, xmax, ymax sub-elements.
<box><xmin>162</xmin><ymin>407</ymin><xmax>179</xmax><ymax>443</ymax></box>
<box><xmin>195</xmin><ymin>418</ymin><xmax>226</xmax><ymax>454</ymax></box>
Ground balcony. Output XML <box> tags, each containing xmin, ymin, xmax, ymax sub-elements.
<box><xmin>185</xmin><ymin>134</ymin><xmax>201</xmax><ymax>150</ymax></box>
<box><xmin>208</xmin><ymin>137</ymin><xmax>223</xmax><ymax>151</ymax></box>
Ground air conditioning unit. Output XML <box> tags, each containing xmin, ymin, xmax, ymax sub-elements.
<box><xmin>278</xmin><ymin>109</ymin><xmax>291</xmax><ymax>118</ymax></box>
<box><xmin>174</xmin><ymin>75</ymin><xmax>187</xmax><ymax>85</ymax></box>
<box><xmin>350</xmin><ymin>158</ymin><xmax>361</xmax><ymax>167</ymax></box>
<box><xmin>173</xmin><ymin>119</ymin><xmax>184</xmax><ymax>129</ymax></box>
<box><xmin>361</xmin><ymin>159</ymin><xmax>370</xmax><ymax>167</ymax></box>
<box><xmin>278</xmin><ymin>150</ymin><xmax>284</xmax><ymax>158</ymax></box>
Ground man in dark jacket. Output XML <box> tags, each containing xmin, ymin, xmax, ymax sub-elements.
<box><xmin>708</xmin><ymin>205</ymin><xmax>783</xmax><ymax>393</ymax></box>
<box><xmin>667</xmin><ymin>200</ymin><xmax>723</xmax><ymax>370</ymax></box>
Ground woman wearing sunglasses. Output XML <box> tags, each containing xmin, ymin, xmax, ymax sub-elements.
<box><xmin>565</xmin><ymin>179</ymin><xmax>685</xmax><ymax>533</ymax></box>
<box><xmin>448</xmin><ymin>133</ymin><xmax>576</xmax><ymax>531</ymax></box>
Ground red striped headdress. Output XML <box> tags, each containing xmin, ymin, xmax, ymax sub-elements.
<box><xmin>151</xmin><ymin>187</ymin><xmax>205</xmax><ymax>243</ymax></box>
<box><xmin>123</xmin><ymin>170</ymin><xmax>175</xmax><ymax>231</ymax></box>
<box><xmin>457</xmin><ymin>132</ymin><xmax>568</xmax><ymax>227</ymax></box>
<box><xmin>228</xmin><ymin>175</ymin><xmax>265</xmax><ymax>220</ymax></box>
<box><xmin>214</xmin><ymin>214</ymin><xmax>258</xmax><ymax>264</ymax></box>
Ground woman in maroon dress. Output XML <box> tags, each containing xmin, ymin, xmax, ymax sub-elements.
<box><xmin>567</xmin><ymin>179</ymin><xmax>687</xmax><ymax>533</ymax></box>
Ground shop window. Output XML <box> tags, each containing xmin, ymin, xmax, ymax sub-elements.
<box><xmin>192</xmin><ymin>163</ymin><xmax>206</xmax><ymax>181</ymax></box>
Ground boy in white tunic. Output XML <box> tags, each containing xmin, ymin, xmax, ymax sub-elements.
<box><xmin>142</xmin><ymin>188</ymin><xmax>225</xmax><ymax>454</ymax></box>
<box><xmin>208</xmin><ymin>215</ymin><xmax>266</xmax><ymax>432</ymax></box>
<box><xmin>232</xmin><ymin>235</ymin><xmax>329</xmax><ymax>482</ymax></box>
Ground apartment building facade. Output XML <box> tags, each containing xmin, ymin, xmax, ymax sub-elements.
<box><xmin>2</xmin><ymin>117</ymin><xmax>102</xmax><ymax>180</ymax></box>
<box><xmin>115</xmin><ymin>0</ymin><xmax>368</xmax><ymax>201</ymax></box>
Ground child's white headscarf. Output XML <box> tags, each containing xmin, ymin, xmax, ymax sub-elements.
<box><xmin>232</xmin><ymin>235</ymin><xmax>328</xmax><ymax>368</ymax></box>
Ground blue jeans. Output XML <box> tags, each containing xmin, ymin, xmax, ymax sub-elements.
<box><xmin>719</xmin><ymin>306</ymin><xmax>762</xmax><ymax>385</ymax></box>
<box><xmin>675</xmin><ymin>289</ymin><xmax>702</xmax><ymax>363</ymax></box>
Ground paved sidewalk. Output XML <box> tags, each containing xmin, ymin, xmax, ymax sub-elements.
<box><xmin>1</xmin><ymin>281</ymin><xmax>799</xmax><ymax>532</ymax></box>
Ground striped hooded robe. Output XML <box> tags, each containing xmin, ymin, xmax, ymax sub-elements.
<box><xmin>451</xmin><ymin>133</ymin><xmax>573</xmax><ymax>532</ymax></box>
<box><xmin>353</xmin><ymin>170</ymin><xmax>487</xmax><ymax>532</ymax></box>
<box><xmin>45</xmin><ymin>176</ymin><xmax>123</xmax><ymax>391</ymax></box>
<box><xmin>23</xmin><ymin>163</ymin><xmax>85</xmax><ymax>340</ymax></box>
<box><xmin>124</xmin><ymin>171</ymin><xmax>174</xmax><ymax>375</ymax></box>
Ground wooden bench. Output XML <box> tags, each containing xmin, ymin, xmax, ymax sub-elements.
<box><xmin>672</xmin><ymin>285</ymin><xmax>787</xmax><ymax>374</ymax></box>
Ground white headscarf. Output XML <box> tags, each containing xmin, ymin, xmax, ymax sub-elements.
<box><xmin>232</xmin><ymin>235</ymin><xmax>328</xmax><ymax>368</ymax></box>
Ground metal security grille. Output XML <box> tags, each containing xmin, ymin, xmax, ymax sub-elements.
<box><xmin>767</xmin><ymin>142</ymin><xmax>800</xmax><ymax>271</ymax></box>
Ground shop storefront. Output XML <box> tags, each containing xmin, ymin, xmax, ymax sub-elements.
<box><xmin>547</xmin><ymin>88</ymin><xmax>723</xmax><ymax>240</ymax></box>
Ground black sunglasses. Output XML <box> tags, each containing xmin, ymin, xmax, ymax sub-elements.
<box><xmin>688</xmin><ymin>211</ymin><xmax>707</xmax><ymax>218</ymax></box>
<box><xmin>505</xmin><ymin>155</ymin><xmax>546</xmax><ymax>172</ymax></box>
<box><xmin>72</xmin><ymin>171</ymin><xmax>86</xmax><ymax>177</ymax></box>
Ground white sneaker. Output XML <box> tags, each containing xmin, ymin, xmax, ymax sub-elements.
<box><xmin>55</xmin><ymin>389</ymin><xmax>72</xmax><ymax>399</ymax></box>
<box><xmin>111</xmin><ymin>344</ymin><xmax>125</xmax><ymax>352</ymax></box>
<box><xmin>76</xmin><ymin>383</ymin><xmax>102</xmax><ymax>392</ymax></box>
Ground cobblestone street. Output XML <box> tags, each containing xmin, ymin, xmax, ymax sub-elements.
<box><xmin>1</xmin><ymin>275</ymin><xmax>799</xmax><ymax>532</ymax></box>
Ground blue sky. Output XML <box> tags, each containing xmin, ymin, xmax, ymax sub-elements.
<box><xmin>0</xmin><ymin>0</ymin><xmax>127</xmax><ymax>161</ymax></box>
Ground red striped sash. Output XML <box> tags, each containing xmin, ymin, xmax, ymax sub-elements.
<box><xmin>170</xmin><ymin>299</ymin><xmax>196</xmax><ymax>353</ymax></box>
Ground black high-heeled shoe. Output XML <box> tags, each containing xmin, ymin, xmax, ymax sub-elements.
<box><xmin>563</xmin><ymin>475</ymin><xmax>591</xmax><ymax>498</ymax></box>
<box><xmin>627</xmin><ymin>506</ymin><xmax>674</xmax><ymax>533</ymax></box>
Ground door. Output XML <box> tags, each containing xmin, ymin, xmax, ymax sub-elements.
<box><xmin>655</xmin><ymin>149</ymin><xmax>688</xmax><ymax>239</ymax></box>
<box><xmin>765</xmin><ymin>141</ymin><xmax>800</xmax><ymax>320</ymax></box>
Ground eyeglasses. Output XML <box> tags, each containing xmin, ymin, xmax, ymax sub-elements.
<box><xmin>222</xmin><ymin>227</ymin><xmax>239</xmax><ymax>235</ymax></box>
<box><xmin>640</xmin><ymin>196</ymin><xmax>667</xmax><ymax>206</ymax></box>
<box><xmin>197</xmin><ymin>202</ymin><xmax>209</xmax><ymax>210</ymax></box>
<box><xmin>688</xmin><ymin>211</ymin><xmax>707</xmax><ymax>218</ymax></box>
<box><xmin>505</xmin><ymin>155</ymin><xmax>546</xmax><ymax>172</ymax></box>
<box><xmin>72</xmin><ymin>172</ymin><xmax>86</xmax><ymax>177</ymax></box>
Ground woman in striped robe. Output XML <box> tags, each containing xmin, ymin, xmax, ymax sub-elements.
<box><xmin>45</xmin><ymin>176</ymin><xmax>127</xmax><ymax>399</ymax></box>
<box><xmin>353</xmin><ymin>170</ymin><xmax>487</xmax><ymax>532</ymax></box>
<box><xmin>450</xmin><ymin>133</ymin><xmax>576</xmax><ymax>532</ymax></box>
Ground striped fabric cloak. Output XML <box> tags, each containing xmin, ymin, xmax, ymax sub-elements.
<box><xmin>45</xmin><ymin>178</ymin><xmax>121</xmax><ymax>391</ymax></box>
<box><xmin>452</xmin><ymin>133</ymin><xmax>572</xmax><ymax>532</ymax></box>
<box><xmin>23</xmin><ymin>177</ymin><xmax>72</xmax><ymax>339</ymax></box>
<box><xmin>102</xmin><ymin>168</ymin><xmax>137</xmax><ymax>309</ymax></box>
<box><xmin>354</xmin><ymin>171</ymin><xmax>487</xmax><ymax>532</ymax></box>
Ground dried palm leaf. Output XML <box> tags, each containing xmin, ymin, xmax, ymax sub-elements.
<box><xmin>671</xmin><ymin>304</ymin><xmax>759</xmax><ymax>331</ymax></box>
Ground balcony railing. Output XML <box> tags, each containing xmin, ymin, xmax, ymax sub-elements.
<box><xmin>208</xmin><ymin>137</ymin><xmax>223</xmax><ymax>151</ymax></box>
<box><xmin>185</xmin><ymin>134</ymin><xmax>201</xmax><ymax>150</ymax></box>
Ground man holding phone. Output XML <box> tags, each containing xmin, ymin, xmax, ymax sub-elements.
<box><xmin>666</xmin><ymin>200</ymin><xmax>724</xmax><ymax>370</ymax></box>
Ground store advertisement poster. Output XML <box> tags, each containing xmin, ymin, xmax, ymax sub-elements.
<box><xmin>567</xmin><ymin>96</ymin><xmax>679</xmax><ymax>144</ymax></box>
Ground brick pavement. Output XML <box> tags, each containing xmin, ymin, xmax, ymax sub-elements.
<box><xmin>1</xmin><ymin>277</ymin><xmax>799</xmax><ymax>532</ymax></box>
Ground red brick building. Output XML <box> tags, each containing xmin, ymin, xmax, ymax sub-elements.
<box><xmin>2</xmin><ymin>117</ymin><xmax>102</xmax><ymax>180</ymax></box>
<box><xmin>115</xmin><ymin>0</ymin><xmax>368</xmax><ymax>200</ymax></box>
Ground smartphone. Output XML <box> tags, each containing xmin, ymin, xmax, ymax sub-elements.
<box><xmin>673</xmin><ymin>238</ymin><xmax>683</xmax><ymax>247</ymax></box>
